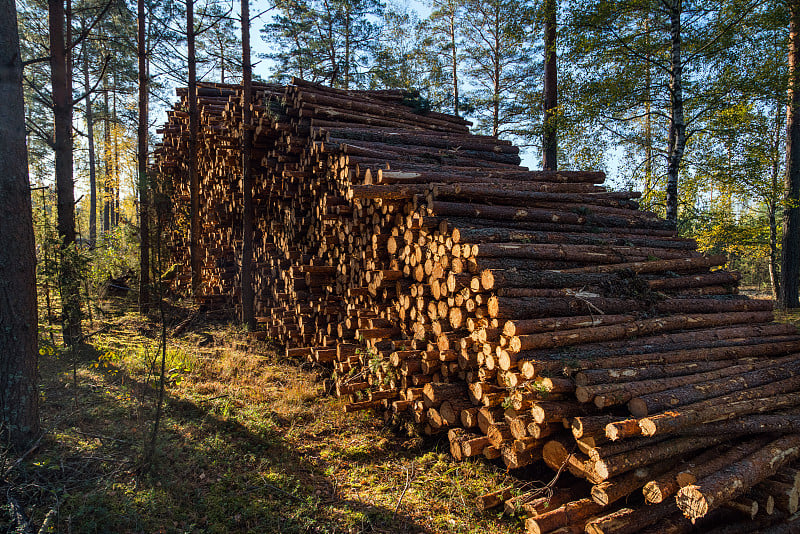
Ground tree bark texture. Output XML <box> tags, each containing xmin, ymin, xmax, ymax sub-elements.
<box><xmin>542</xmin><ymin>0</ymin><xmax>558</xmax><ymax>170</ymax></box>
<box><xmin>665</xmin><ymin>0</ymin><xmax>685</xmax><ymax>224</ymax></box>
<box><xmin>49</xmin><ymin>0</ymin><xmax>82</xmax><ymax>345</ymax></box>
<box><xmin>782</xmin><ymin>0</ymin><xmax>800</xmax><ymax>308</ymax></box>
<box><xmin>0</xmin><ymin>0</ymin><xmax>41</xmax><ymax>450</ymax></box>
<box><xmin>240</xmin><ymin>0</ymin><xmax>254</xmax><ymax>330</ymax></box>
<box><xmin>137</xmin><ymin>0</ymin><xmax>150</xmax><ymax>312</ymax></box>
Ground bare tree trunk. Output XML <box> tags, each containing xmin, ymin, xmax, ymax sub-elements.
<box><xmin>112</xmin><ymin>69</ymin><xmax>119</xmax><ymax>227</ymax></box>
<box><xmin>49</xmin><ymin>0</ymin><xmax>82</xmax><ymax>345</ymax></box>
<box><xmin>782</xmin><ymin>0</ymin><xmax>800</xmax><ymax>309</ymax></box>
<box><xmin>665</xmin><ymin>0</ymin><xmax>685</xmax><ymax>225</ymax></box>
<box><xmin>542</xmin><ymin>0</ymin><xmax>558</xmax><ymax>171</ymax></box>
<box><xmin>449</xmin><ymin>12</ymin><xmax>459</xmax><ymax>117</ymax></box>
<box><xmin>344</xmin><ymin>13</ymin><xmax>351</xmax><ymax>89</ymax></box>
<box><xmin>0</xmin><ymin>0</ymin><xmax>40</xmax><ymax>452</ymax></box>
<box><xmin>492</xmin><ymin>9</ymin><xmax>500</xmax><ymax>137</ymax></box>
<box><xmin>81</xmin><ymin>34</ymin><xmax>97</xmax><ymax>246</ymax></box>
<box><xmin>771</xmin><ymin>101</ymin><xmax>784</xmax><ymax>302</ymax></box>
<box><xmin>240</xmin><ymin>0</ymin><xmax>255</xmax><ymax>330</ymax></box>
<box><xmin>138</xmin><ymin>0</ymin><xmax>150</xmax><ymax>312</ymax></box>
<box><xmin>103</xmin><ymin>72</ymin><xmax>111</xmax><ymax>234</ymax></box>
<box><xmin>218</xmin><ymin>33</ymin><xmax>225</xmax><ymax>84</ymax></box>
<box><xmin>188</xmin><ymin>0</ymin><xmax>200</xmax><ymax>295</ymax></box>
<box><xmin>643</xmin><ymin>17</ymin><xmax>653</xmax><ymax>206</ymax></box>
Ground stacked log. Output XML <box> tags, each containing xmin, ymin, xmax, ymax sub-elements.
<box><xmin>154</xmin><ymin>79</ymin><xmax>800</xmax><ymax>533</ymax></box>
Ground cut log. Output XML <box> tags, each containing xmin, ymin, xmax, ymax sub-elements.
<box><xmin>639</xmin><ymin>386</ymin><xmax>800</xmax><ymax>437</ymax></box>
<box><xmin>591</xmin><ymin>458</ymin><xmax>679</xmax><ymax>506</ymax></box>
<box><xmin>627</xmin><ymin>357</ymin><xmax>800</xmax><ymax>417</ymax></box>
<box><xmin>593</xmin><ymin>435</ymin><xmax>725</xmax><ymax>481</ymax></box>
<box><xmin>524</xmin><ymin>498</ymin><xmax>606</xmax><ymax>534</ymax></box>
<box><xmin>644</xmin><ymin>438</ymin><xmax>769</xmax><ymax>504</ymax></box>
<box><xmin>675</xmin><ymin>435</ymin><xmax>800</xmax><ymax>521</ymax></box>
<box><xmin>583</xmin><ymin>500</ymin><xmax>677</xmax><ymax>534</ymax></box>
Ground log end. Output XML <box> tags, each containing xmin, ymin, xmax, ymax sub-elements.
<box><xmin>480</xmin><ymin>269</ymin><xmax>495</xmax><ymax>292</ymax></box>
<box><xmin>593</xmin><ymin>460</ymin><xmax>610</xmax><ymax>481</ymax></box>
<box><xmin>675</xmin><ymin>484</ymin><xmax>710</xmax><ymax>521</ymax></box>
<box><xmin>576</xmin><ymin>387</ymin><xmax>592</xmax><ymax>404</ymax></box>
<box><xmin>642</xmin><ymin>481</ymin><xmax>667</xmax><ymax>504</ymax></box>
<box><xmin>487</xmin><ymin>295</ymin><xmax>499</xmax><ymax>318</ymax></box>
<box><xmin>639</xmin><ymin>418</ymin><xmax>657</xmax><ymax>437</ymax></box>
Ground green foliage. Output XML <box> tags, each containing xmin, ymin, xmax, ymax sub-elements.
<box><xmin>264</xmin><ymin>0</ymin><xmax>385</xmax><ymax>88</ymax></box>
<box><xmin>460</xmin><ymin>0</ymin><xmax>539</xmax><ymax>137</ymax></box>
<box><xmin>87</xmin><ymin>226</ymin><xmax>140</xmax><ymax>290</ymax></box>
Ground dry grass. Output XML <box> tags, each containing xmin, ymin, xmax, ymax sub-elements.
<box><xmin>2</xmin><ymin>305</ymin><xmax>524</xmax><ymax>534</ymax></box>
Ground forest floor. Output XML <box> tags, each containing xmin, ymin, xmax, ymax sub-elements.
<box><xmin>2</xmin><ymin>296</ymin><xmax>529</xmax><ymax>534</ymax></box>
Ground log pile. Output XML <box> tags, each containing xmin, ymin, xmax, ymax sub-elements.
<box><xmin>154</xmin><ymin>79</ymin><xmax>800</xmax><ymax>533</ymax></box>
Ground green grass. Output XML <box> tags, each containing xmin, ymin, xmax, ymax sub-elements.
<box><xmin>2</xmin><ymin>304</ymin><xmax>521</xmax><ymax>534</ymax></box>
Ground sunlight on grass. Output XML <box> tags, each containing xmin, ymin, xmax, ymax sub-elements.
<box><xmin>15</xmin><ymin>310</ymin><xmax>522</xmax><ymax>534</ymax></box>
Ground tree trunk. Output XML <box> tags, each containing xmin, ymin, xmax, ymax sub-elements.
<box><xmin>644</xmin><ymin>16</ymin><xmax>653</xmax><ymax>207</ymax></box>
<box><xmin>0</xmin><ymin>0</ymin><xmax>40</xmax><ymax>451</ymax></box>
<box><xmin>240</xmin><ymin>0</ymin><xmax>255</xmax><ymax>330</ymax></box>
<box><xmin>450</xmin><ymin>13</ymin><xmax>459</xmax><ymax>117</ymax></box>
<box><xmin>188</xmin><ymin>0</ymin><xmax>200</xmax><ymax>295</ymax></box>
<box><xmin>542</xmin><ymin>0</ymin><xmax>557</xmax><ymax>171</ymax></box>
<box><xmin>770</xmin><ymin>100</ymin><xmax>783</xmax><ymax>301</ymax></box>
<box><xmin>344</xmin><ymin>12</ymin><xmax>351</xmax><ymax>89</ymax></box>
<box><xmin>102</xmin><ymin>71</ymin><xmax>111</xmax><ymax>234</ymax></box>
<box><xmin>49</xmin><ymin>0</ymin><xmax>82</xmax><ymax>345</ymax></box>
<box><xmin>81</xmin><ymin>36</ymin><xmax>97</xmax><ymax>246</ymax></box>
<box><xmin>113</xmin><ymin>69</ymin><xmax>119</xmax><ymax>227</ymax></box>
<box><xmin>492</xmin><ymin>11</ymin><xmax>500</xmax><ymax>137</ymax></box>
<box><xmin>137</xmin><ymin>0</ymin><xmax>150</xmax><ymax>312</ymax></box>
<box><xmin>665</xmin><ymin>0</ymin><xmax>685</xmax><ymax>224</ymax></box>
<box><xmin>782</xmin><ymin>0</ymin><xmax>800</xmax><ymax>309</ymax></box>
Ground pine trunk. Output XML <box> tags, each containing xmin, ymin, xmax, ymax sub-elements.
<box><xmin>49</xmin><ymin>0</ymin><xmax>82</xmax><ymax>345</ymax></box>
<box><xmin>0</xmin><ymin>0</ymin><xmax>40</xmax><ymax>450</ymax></box>
<box><xmin>240</xmin><ymin>0</ymin><xmax>255</xmax><ymax>330</ymax></box>
<box><xmin>137</xmin><ymin>0</ymin><xmax>150</xmax><ymax>312</ymax></box>
<box><xmin>542</xmin><ymin>0</ymin><xmax>557</xmax><ymax>170</ymax></box>
<box><xmin>188</xmin><ymin>0</ymin><xmax>200</xmax><ymax>295</ymax></box>
<box><xmin>82</xmin><ymin>40</ymin><xmax>97</xmax><ymax>246</ymax></box>
<box><xmin>782</xmin><ymin>0</ymin><xmax>800</xmax><ymax>308</ymax></box>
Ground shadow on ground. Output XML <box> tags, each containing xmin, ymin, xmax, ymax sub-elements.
<box><xmin>2</xmin><ymin>313</ymin><xmax>519</xmax><ymax>534</ymax></box>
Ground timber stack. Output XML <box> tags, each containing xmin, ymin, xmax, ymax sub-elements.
<box><xmin>154</xmin><ymin>79</ymin><xmax>800</xmax><ymax>533</ymax></box>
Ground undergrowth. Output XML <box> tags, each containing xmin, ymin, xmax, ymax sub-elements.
<box><xmin>1</xmin><ymin>300</ymin><xmax>521</xmax><ymax>534</ymax></box>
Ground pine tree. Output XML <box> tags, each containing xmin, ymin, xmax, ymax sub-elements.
<box><xmin>265</xmin><ymin>0</ymin><xmax>384</xmax><ymax>88</ymax></box>
<box><xmin>0</xmin><ymin>0</ymin><xmax>41</xmax><ymax>451</ymax></box>
<box><xmin>460</xmin><ymin>0</ymin><xmax>538</xmax><ymax>137</ymax></box>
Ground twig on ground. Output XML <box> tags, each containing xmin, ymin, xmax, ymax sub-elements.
<box><xmin>393</xmin><ymin>462</ymin><xmax>416</xmax><ymax>518</ymax></box>
<box><xmin>2</xmin><ymin>434</ymin><xmax>44</xmax><ymax>479</ymax></box>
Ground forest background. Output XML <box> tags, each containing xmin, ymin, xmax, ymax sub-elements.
<box><xmin>16</xmin><ymin>0</ymin><xmax>793</xmax><ymax>306</ymax></box>
<box><xmin>3</xmin><ymin>0</ymin><xmax>800</xmax><ymax>529</ymax></box>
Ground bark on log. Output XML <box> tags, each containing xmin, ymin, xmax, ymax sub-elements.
<box><xmin>676</xmin><ymin>435</ymin><xmax>800</xmax><ymax>521</ymax></box>
<box><xmin>643</xmin><ymin>438</ymin><xmax>769</xmax><ymax>504</ymax></box>
<box><xmin>639</xmin><ymin>384</ymin><xmax>800</xmax><ymax>437</ymax></box>
<box><xmin>524</xmin><ymin>499</ymin><xmax>606</xmax><ymax>534</ymax></box>
<box><xmin>593</xmin><ymin>435</ymin><xmax>725</xmax><ymax>481</ymax></box>
<box><xmin>628</xmin><ymin>357</ymin><xmax>800</xmax><ymax>417</ymax></box>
